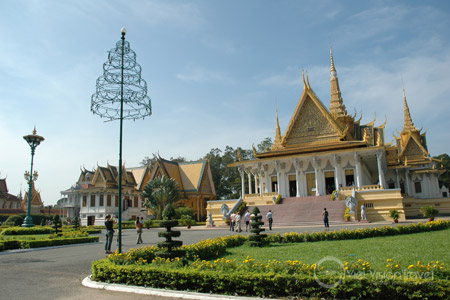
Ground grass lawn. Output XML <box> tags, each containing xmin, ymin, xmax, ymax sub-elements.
<box><xmin>222</xmin><ymin>228</ymin><xmax>450</xmax><ymax>272</ymax></box>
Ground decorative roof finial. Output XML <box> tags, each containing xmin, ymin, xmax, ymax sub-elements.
<box><xmin>302</xmin><ymin>69</ymin><xmax>306</xmax><ymax>89</ymax></box>
<box><xmin>306</xmin><ymin>70</ymin><xmax>311</xmax><ymax>89</ymax></box>
<box><xmin>330</xmin><ymin>46</ymin><xmax>337</xmax><ymax>76</ymax></box>
<box><xmin>33</xmin><ymin>126</ymin><xmax>37</xmax><ymax>135</ymax></box>
<box><xmin>401</xmin><ymin>82</ymin><xmax>419</xmax><ymax>133</ymax></box>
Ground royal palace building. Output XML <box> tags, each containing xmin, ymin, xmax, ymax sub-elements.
<box><xmin>207</xmin><ymin>49</ymin><xmax>449</xmax><ymax>225</ymax></box>
<box><xmin>61</xmin><ymin>157</ymin><xmax>216</xmax><ymax>226</ymax></box>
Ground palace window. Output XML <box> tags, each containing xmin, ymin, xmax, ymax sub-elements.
<box><xmin>90</xmin><ymin>195</ymin><xmax>96</xmax><ymax>207</ymax></box>
<box><xmin>107</xmin><ymin>195</ymin><xmax>111</xmax><ymax>207</ymax></box>
<box><xmin>134</xmin><ymin>196</ymin><xmax>138</xmax><ymax>208</ymax></box>
<box><xmin>115</xmin><ymin>196</ymin><xmax>118</xmax><ymax>207</ymax></box>
<box><xmin>99</xmin><ymin>195</ymin><xmax>104</xmax><ymax>207</ymax></box>
<box><xmin>82</xmin><ymin>196</ymin><xmax>87</xmax><ymax>207</ymax></box>
<box><xmin>414</xmin><ymin>181</ymin><xmax>422</xmax><ymax>193</ymax></box>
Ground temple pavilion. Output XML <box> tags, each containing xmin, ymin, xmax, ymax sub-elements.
<box><xmin>207</xmin><ymin>48</ymin><xmax>448</xmax><ymax>225</ymax></box>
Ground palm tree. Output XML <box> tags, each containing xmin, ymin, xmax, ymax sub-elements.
<box><xmin>143</xmin><ymin>176</ymin><xmax>182</xmax><ymax>219</ymax></box>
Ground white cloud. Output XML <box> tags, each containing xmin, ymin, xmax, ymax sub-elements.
<box><xmin>201</xmin><ymin>36</ymin><xmax>237</xmax><ymax>55</ymax></box>
<box><xmin>176</xmin><ymin>65</ymin><xmax>234</xmax><ymax>84</ymax></box>
<box><xmin>126</xmin><ymin>0</ymin><xmax>204</xmax><ymax>30</ymax></box>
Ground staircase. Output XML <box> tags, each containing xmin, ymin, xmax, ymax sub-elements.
<box><xmin>245</xmin><ymin>195</ymin><xmax>347</xmax><ymax>226</ymax></box>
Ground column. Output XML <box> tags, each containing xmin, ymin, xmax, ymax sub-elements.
<box><xmin>275</xmin><ymin>161</ymin><xmax>280</xmax><ymax>194</ymax></box>
<box><xmin>376</xmin><ymin>150</ymin><xmax>386</xmax><ymax>189</ymax></box>
<box><xmin>264</xmin><ymin>164</ymin><xmax>269</xmax><ymax>193</ymax></box>
<box><xmin>395</xmin><ymin>169</ymin><xmax>400</xmax><ymax>189</ymax></box>
<box><xmin>238</xmin><ymin>166</ymin><xmax>245</xmax><ymax>199</ymax></box>
<box><xmin>254</xmin><ymin>173</ymin><xmax>258</xmax><ymax>195</ymax></box>
<box><xmin>313</xmin><ymin>156</ymin><xmax>320</xmax><ymax>196</ymax></box>
<box><xmin>258</xmin><ymin>163</ymin><xmax>263</xmax><ymax>196</ymax></box>
<box><xmin>293</xmin><ymin>158</ymin><xmax>301</xmax><ymax>197</ymax></box>
<box><xmin>405</xmin><ymin>169</ymin><xmax>410</xmax><ymax>196</ymax></box>
<box><xmin>333</xmin><ymin>155</ymin><xmax>341</xmax><ymax>192</ymax></box>
<box><xmin>247</xmin><ymin>169</ymin><xmax>252</xmax><ymax>194</ymax></box>
<box><xmin>354</xmin><ymin>152</ymin><xmax>362</xmax><ymax>189</ymax></box>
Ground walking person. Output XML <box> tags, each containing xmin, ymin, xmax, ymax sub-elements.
<box><xmin>135</xmin><ymin>218</ymin><xmax>143</xmax><ymax>244</ymax></box>
<box><xmin>235</xmin><ymin>213</ymin><xmax>242</xmax><ymax>232</ymax></box>
<box><xmin>104</xmin><ymin>214</ymin><xmax>114</xmax><ymax>254</ymax></box>
<box><xmin>230</xmin><ymin>212</ymin><xmax>236</xmax><ymax>232</ymax></box>
<box><xmin>322</xmin><ymin>208</ymin><xmax>330</xmax><ymax>231</ymax></box>
<box><xmin>244</xmin><ymin>210</ymin><xmax>250</xmax><ymax>232</ymax></box>
<box><xmin>266</xmin><ymin>210</ymin><xmax>273</xmax><ymax>230</ymax></box>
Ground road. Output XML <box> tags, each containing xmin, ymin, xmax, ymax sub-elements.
<box><xmin>0</xmin><ymin>222</ymin><xmax>396</xmax><ymax>300</ymax></box>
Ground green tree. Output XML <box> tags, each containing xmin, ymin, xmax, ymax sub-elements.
<box><xmin>143</xmin><ymin>176</ymin><xmax>182</xmax><ymax>219</ymax></box>
<box><xmin>435</xmin><ymin>153</ymin><xmax>450</xmax><ymax>189</ymax></box>
<box><xmin>256</xmin><ymin>137</ymin><xmax>273</xmax><ymax>153</ymax></box>
<box><xmin>53</xmin><ymin>215</ymin><xmax>62</xmax><ymax>234</ymax></box>
<box><xmin>140</xmin><ymin>156</ymin><xmax>156</xmax><ymax>168</ymax></box>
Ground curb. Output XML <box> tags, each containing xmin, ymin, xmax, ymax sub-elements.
<box><xmin>82</xmin><ymin>276</ymin><xmax>272</xmax><ymax>300</ymax></box>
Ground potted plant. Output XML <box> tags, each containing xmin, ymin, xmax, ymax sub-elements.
<box><xmin>144</xmin><ymin>218</ymin><xmax>152</xmax><ymax>229</ymax></box>
<box><xmin>389</xmin><ymin>208</ymin><xmax>400</xmax><ymax>223</ymax></box>
<box><xmin>421</xmin><ymin>206</ymin><xmax>439</xmax><ymax>221</ymax></box>
<box><xmin>344</xmin><ymin>207</ymin><xmax>351</xmax><ymax>221</ymax></box>
<box><xmin>180</xmin><ymin>215</ymin><xmax>194</xmax><ymax>229</ymax></box>
<box><xmin>331</xmin><ymin>190</ymin><xmax>337</xmax><ymax>201</ymax></box>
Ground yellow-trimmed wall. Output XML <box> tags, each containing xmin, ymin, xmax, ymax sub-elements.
<box><xmin>403</xmin><ymin>197</ymin><xmax>450</xmax><ymax>218</ymax></box>
<box><xmin>338</xmin><ymin>188</ymin><xmax>406</xmax><ymax>222</ymax></box>
<box><xmin>243</xmin><ymin>193</ymin><xmax>277</xmax><ymax>206</ymax></box>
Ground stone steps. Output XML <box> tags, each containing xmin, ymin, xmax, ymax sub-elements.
<box><xmin>245</xmin><ymin>196</ymin><xmax>347</xmax><ymax>226</ymax></box>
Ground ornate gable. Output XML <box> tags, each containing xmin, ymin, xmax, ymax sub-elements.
<box><xmin>283</xmin><ymin>91</ymin><xmax>342</xmax><ymax>147</ymax></box>
<box><xmin>400</xmin><ymin>135</ymin><xmax>428</xmax><ymax>159</ymax></box>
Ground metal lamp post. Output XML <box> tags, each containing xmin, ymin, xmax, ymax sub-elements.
<box><xmin>22</xmin><ymin>127</ymin><xmax>45</xmax><ymax>227</ymax></box>
<box><xmin>91</xmin><ymin>28</ymin><xmax>152</xmax><ymax>253</ymax></box>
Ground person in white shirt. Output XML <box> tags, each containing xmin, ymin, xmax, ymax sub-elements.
<box><xmin>244</xmin><ymin>210</ymin><xmax>250</xmax><ymax>232</ymax></box>
<box><xmin>230</xmin><ymin>212</ymin><xmax>236</xmax><ymax>232</ymax></box>
<box><xmin>266</xmin><ymin>210</ymin><xmax>273</xmax><ymax>230</ymax></box>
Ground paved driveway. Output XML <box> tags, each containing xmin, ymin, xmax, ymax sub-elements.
<box><xmin>0</xmin><ymin>222</ymin><xmax>397</xmax><ymax>300</ymax></box>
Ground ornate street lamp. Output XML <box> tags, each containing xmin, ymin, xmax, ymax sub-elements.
<box><xmin>91</xmin><ymin>28</ymin><xmax>152</xmax><ymax>253</ymax></box>
<box><xmin>22</xmin><ymin>127</ymin><xmax>44</xmax><ymax>227</ymax></box>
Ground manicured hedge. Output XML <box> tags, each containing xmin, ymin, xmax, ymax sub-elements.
<box><xmin>91</xmin><ymin>220</ymin><xmax>450</xmax><ymax>299</ymax></box>
<box><xmin>0</xmin><ymin>236</ymin><xmax>99</xmax><ymax>251</ymax></box>
<box><xmin>0</xmin><ymin>226</ymin><xmax>53</xmax><ymax>235</ymax></box>
<box><xmin>91</xmin><ymin>259</ymin><xmax>450</xmax><ymax>299</ymax></box>
<box><xmin>267</xmin><ymin>220</ymin><xmax>450</xmax><ymax>244</ymax></box>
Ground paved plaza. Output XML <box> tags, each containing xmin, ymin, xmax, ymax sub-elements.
<box><xmin>0</xmin><ymin>221</ymin><xmax>407</xmax><ymax>300</ymax></box>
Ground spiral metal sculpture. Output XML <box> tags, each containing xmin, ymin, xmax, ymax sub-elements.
<box><xmin>91</xmin><ymin>29</ymin><xmax>152</xmax><ymax>120</ymax></box>
<box><xmin>90</xmin><ymin>28</ymin><xmax>152</xmax><ymax>253</ymax></box>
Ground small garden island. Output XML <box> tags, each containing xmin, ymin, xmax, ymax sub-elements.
<box><xmin>91</xmin><ymin>218</ymin><xmax>450</xmax><ymax>299</ymax></box>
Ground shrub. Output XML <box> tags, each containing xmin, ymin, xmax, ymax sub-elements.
<box><xmin>179</xmin><ymin>215</ymin><xmax>194</xmax><ymax>227</ymax></box>
<box><xmin>344</xmin><ymin>207</ymin><xmax>351</xmax><ymax>221</ymax></box>
<box><xmin>0</xmin><ymin>226</ymin><xmax>53</xmax><ymax>235</ymax></box>
<box><xmin>5</xmin><ymin>215</ymin><xmax>23</xmax><ymax>226</ymax></box>
<box><xmin>389</xmin><ymin>208</ymin><xmax>400</xmax><ymax>221</ymax></box>
<box><xmin>175</xmin><ymin>206</ymin><xmax>194</xmax><ymax>219</ymax></box>
<box><xmin>421</xmin><ymin>206</ymin><xmax>439</xmax><ymax>220</ymax></box>
<box><xmin>248</xmin><ymin>207</ymin><xmax>268</xmax><ymax>247</ymax></box>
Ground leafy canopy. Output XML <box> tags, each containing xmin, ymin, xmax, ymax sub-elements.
<box><xmin>143</xmin><ymin>175</ymin><xmax>182</xmax><ymax>219</ymax></box>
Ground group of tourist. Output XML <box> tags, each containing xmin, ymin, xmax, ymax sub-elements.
<box><xmin>104</xmin><ymin>207</ymin><xmax>331</xmax><ymax>254</ymax></box>
<box><xmin>229</xmin><ymin>209</ymin><xmax>274</xmax><ymax>232</ymax></box>
<box><xmin>104</xmin><ymin>214</ymin><xmax>145</xmax><ymax>254</ymax></box>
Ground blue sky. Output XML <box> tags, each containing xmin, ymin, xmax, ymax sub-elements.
<box><xmin>1</xmin><ymin>0</ymin><xmax>449</xmax><ymax>205</ymax></box>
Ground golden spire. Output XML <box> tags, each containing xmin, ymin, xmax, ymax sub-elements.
<box><xmin>33</xmin><ymin>126</ymin><xmax>37</xmax><ymax>135</ymax></box>
<box><xmin>329</xmin><ymin>46</ymin><xmax>348</xmax><ymax>120</ymax></box>
<box><xmin>401</xmin><ymin>84</ymin><xmax>419</xmax><ymax>133</ymax></box>
<box><xmin>272</xmin><ymin>106</ymin><xmax>283</xmax><ymax>150</ymax></box>
<box><xmin>330</xmin><ymin>46</ymin><xmax>336</xmax><ymax>76</ymax></box>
